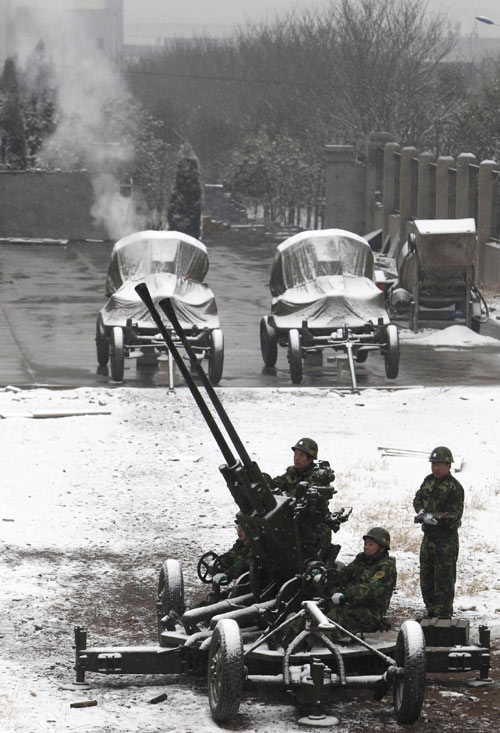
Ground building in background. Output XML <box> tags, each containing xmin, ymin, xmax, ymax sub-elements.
<box><xmin>0</xmin><ymin>0</ymin><xmax>123</xmax><ymax>67</ymax></box>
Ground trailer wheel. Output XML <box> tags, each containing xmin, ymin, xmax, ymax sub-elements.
<box><xmin>288</xmin><ymin>329</ymin><xmax>303</xmax><ymax>384</ymax></box>
<box><xmin>110</xmin><ymin>326</ymin><xmax>124</xmax><ymax>382</ymax></box>
<box><xmin>95</xmin><ymin>320</ymin><xmax>109</xmax><ymax>366</ymax></box>
<box><xmin>384</xmin><ymin>324</ymin><xmax>400</xmax><ymax>379</ymax></box>
<box><xmin>157</xmin><ymin>559</ymin><xmax>185</xmax><ymax>642</ymax></box>
<box><xmin>393</xmin><ymin>620</ymin><xmax>426</xmax><ymax>724</ymax></box>
<box><xmin>208</xmin><ymin>619</ymin><xmax>245</xmax><ymax>723</ymax></box>
<box><xmin>356</xmin><ymin>349</ymin><xmax>369</xmax><ymax>363</ymax></box>
<box><xmin>260</xmin><ymin>317</ymin><xmax>278</xmax><ymax>367</ymax></box>
<box><xmin>471</xmin><ymin>317</ymin><xmax>481</xmax><ymax>334</ymax></box>
<box><xmin>208</xmin><ymin>329</ymin><xmax>224</xmax><ymax>385</ymax></box>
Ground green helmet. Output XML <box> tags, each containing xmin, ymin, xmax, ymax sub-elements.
<box><xmin>429</xmin><ymin>446</ymin><xmax>454</xmax><ymax>463</ymax></box>
<box><xmin>363</xmin><ymin>527</ymin><xmax>391</xmax><ymax>550</ymax></box>
<box><xmin>291</xmin><ymin>437</ymin><xmax>318</xmax><ymax>460</ymax></box>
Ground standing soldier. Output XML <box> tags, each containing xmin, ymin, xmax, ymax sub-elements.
<box><xmin>271</xmin><ymin>437</ymin><xmax>335</xmax><ymax>562</ymax></box>
<box><xmin>413</xmin><ymin>446</ymin><xmax>464</xmax><ymax>619</ymax></box>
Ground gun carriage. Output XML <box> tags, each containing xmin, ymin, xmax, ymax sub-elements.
<box><xmin>74</xmin><ymin>282</ymin><xmax>492</xmax><ymax>727</ymax></box>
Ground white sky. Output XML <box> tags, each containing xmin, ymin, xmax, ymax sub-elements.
<box><xmin>123</xmin><ymin>0</ymin><xmax>500</xmax><ymax>37</ymax></box>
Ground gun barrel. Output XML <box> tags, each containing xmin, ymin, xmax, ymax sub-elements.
<box><xmin>159</xmin><ymin>297</ymin><xmax>254</xmax><ymax>468</ymax></box>
<box><xmin>134</xmin><ymin>283</ymin><xmax>235</xmax><ymax>466</ymax></box>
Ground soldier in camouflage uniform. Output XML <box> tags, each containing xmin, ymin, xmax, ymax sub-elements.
<box><xmin>216</xmin><ymin>523</ymin><xmax>251</xmax><ymax>582</ymax></box>
<box><xmin>322</xmin><ymin>527</ymin><xmax>397</xmax><ymax>635</ymax></box>
<box><xmin>413</xmin><ymin>446</ymin><xmax>464</xmax><ymax>619</ymax></box>
<box><xmin>271</xmin><ymin>438</ymin><xmax>336</xmax><ymax>562</ymax></box>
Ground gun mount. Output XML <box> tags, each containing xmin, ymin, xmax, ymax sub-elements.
<box><xmin>134</xmin><ymin>283</ymin><xmax>337</xmax><ymax>591</ymax></box>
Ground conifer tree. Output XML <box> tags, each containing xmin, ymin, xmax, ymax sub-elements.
<box><xmin>0</xmin><ymin>57</ymin><xmax>28</xmax><ymax>169</ymax></box>
<box><xmin>167</xmin><ymin>142</ymin><xmax>202</xmax><ymax>238</ymax></box>
<box><xmin>21</xmin><ymin>40</ymin><xmax>58</xmax><ymax>166</ymax></box>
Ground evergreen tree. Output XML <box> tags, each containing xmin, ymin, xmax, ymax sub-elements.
<box><xmin>167</xmin><ymin>143</ymin><xmax>202</xmax><ymax>238</ymax></box>
<box><xmin>21</xmin><ymin>40</ymin><xmax>58</xmax><ymax>166</ymax></box>
<box><xmin>0</xmin><ymin>57</ymin><xmax>28</xmax><ymax>169</ymax></box>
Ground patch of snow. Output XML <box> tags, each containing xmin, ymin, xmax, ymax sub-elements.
<box><xmin>399</xmin><ymin>325</ymin><xmax>499</xmax><ymax>347</ymax></box>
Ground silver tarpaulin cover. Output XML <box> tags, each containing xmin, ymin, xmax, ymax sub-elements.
<box><xmin>105</xmin><ymin>230</ymin><xmax>210</xmax><ymax>296</ymax></box>
<box><xmin>269</xmin><ymin>230</ymin><xmax>389</xmax><ymax>329</ymax></box>
<box><xmin>99</xmin><ymin>231</ymin><xmax>219</xmax><ymax>330</ymax></box>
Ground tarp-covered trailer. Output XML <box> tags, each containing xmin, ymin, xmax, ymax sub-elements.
<box><xmin>95</xmin><ymin>230</ymin><xmax>224</xmax><ymax>384</ymax></box>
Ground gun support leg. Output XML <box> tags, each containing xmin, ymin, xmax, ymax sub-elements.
<box><xmin>74</xmin><ymin>626</ymin><xmax>87</xmax><ymax>684</ymax></box>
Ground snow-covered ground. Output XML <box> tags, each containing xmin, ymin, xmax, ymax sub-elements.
<box><xmin>1</xmin><ymin>357</ymin><xmax>499</xmax><ymax>731</ymax></box>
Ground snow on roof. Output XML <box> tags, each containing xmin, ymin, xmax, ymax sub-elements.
<box><xmin>413</xmin><ymin>219</ymin><xmax>476</xmax><ymax>235</ymax></box>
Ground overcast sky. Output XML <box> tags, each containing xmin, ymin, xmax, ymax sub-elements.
<box><xmin>124</xmin><ymin>0</ymin><xmax>500</xmax><ymax>37</ymax></box>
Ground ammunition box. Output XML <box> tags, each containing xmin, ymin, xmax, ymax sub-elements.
<box><xmin>420</xmin><ymin>618</ymin><xmax>469</xmax><ymax>646</ymax></box>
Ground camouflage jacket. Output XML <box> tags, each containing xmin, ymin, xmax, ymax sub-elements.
<box><xmin>271</xmin><ymin>460</ymin><xmax>336</xmax><ymax>561</ymax></box>
<box><xmin>271</xmin><ymin>460</ymin><xmax>335</xmax><ymax>494</ymax></box>
<box><xmin>413</xmin><ymin>473</ymin><xmax>464</xmax><ymax>535</ymax></box>
<box><xmin>327</xmin><ymin>550</ymin><xmax>397</xmax><ymax>617</ymax></box>
<box><xmin>217</xmin><ymin>539</ymin><xmax>250</xmax><ymax>581</ymax></box>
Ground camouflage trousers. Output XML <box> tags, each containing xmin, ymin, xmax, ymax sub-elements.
<box><xmin>326</xmin><ymin>605</ymin><xmax>384</xmax><ymax>637</ymax></box>
<box><xmin>419</xmin><ymin>532</ymin><xmax>459</xmax><ymax>618</ymax></box>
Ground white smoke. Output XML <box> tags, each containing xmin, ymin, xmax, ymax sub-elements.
<box><xmin>7</xmin><ymin>1</ymin><xmax>145</xmax><ymax>240</ymax></box>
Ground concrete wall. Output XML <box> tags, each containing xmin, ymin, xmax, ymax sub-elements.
<box><xmin>0</xmin><ymin>170</ymin><xmax>108</xmax><ymax>241</ymax></box>
<box><xmin>324</xmin><ymin>145</ymin><xmax>366</xmax><ymax>234</ymax></box>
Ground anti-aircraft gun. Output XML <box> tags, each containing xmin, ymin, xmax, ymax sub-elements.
<box><xmin>72</xmin><ymin>282</ymin><xmax>492</xmax><ymax>728</ymax></box>
<box><xmin>133</xmin><ymin>283</ymin><xmax>341</xmax><ymax>596</ymax></box>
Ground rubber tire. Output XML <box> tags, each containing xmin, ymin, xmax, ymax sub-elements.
<box><xmin>384</xmin><ymin>324</ymin><xmax>400</xmax><ymax>379</ymax></box>
<box><xmin>471</xmin><ymin>317</ymin><xmax>481</xmax><ymax>334</ymax></box>
<box><xmin>288</xmin><ymin>329</ymin><xmax>303</xmax><ymax>384</ymax></box>
<box><xmin>110</xmin><ymin>326</ymin><xmax>124</xmax><ymax>382</ymax></box>
<box><xmin>356</xmin><ymin>349</ymin><xmax>368</xmax><ymax>363</ymax></box>
<box><xmin>260</xmin><ymin>317</ymin><xmax>278</xmax><ymax>367</ymax></box>
<box><xmin>208</xmin><ymin>618</ymin><xmax>245</xmax><ymax>723</ymax></box>
<box><xmin>393</xmin><ymin>620</ymin><xmax>426</xmax><ymax>724</ymax></box>
<box><xmin>157</xmin><ymin>559</ymin><xmax>185</xmax><ymax>643</ymax></box>
<box><xmin>208</xmin><ymin>329</ymin><xmax>224</xmax><ymax>385</ymax></box>
<box><xmin>95</xmin><ymin>320</ymin><xmax>109</xmax><ymax>366</ymax></box>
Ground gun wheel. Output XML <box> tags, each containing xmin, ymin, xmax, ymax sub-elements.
<box><xmin>393</xmin><ymin>620</ymin><xmax>426</xmax><ymax>723</ymax></box>
<box><xmin>208</xmin><ymin>619</ymin><xmax>244</xmax><ymax>723</ymax></box>
<box><xmin>288</xmin><ymin>328</ymin><xmax>303</xmax><ymax>384</ymax></box>
<box><xmin>384</xmin><ymin>324</ymin><xmax>400</xmax><ymax>379</ymax></box>
<box><xmin>110</xmin><ymin>326</ymin><xmax>124</xmax><ymax>382</ymax></box>
<box><xmin>260</xmin><ymin>317</ymin><xmax>278</xmax><ymax>367</ymax></box>
<box><xmin>95</xmin><ymin>319</ymin><xmax>109</xmax><ymax>366</ymax></box>
<box><xmin>208</xmin><ymin>328</ymin><xmax>224</xmax><ymax>385</ymax></box>
<box><xmin>157</xmin><ymin>559</ymin><xmax>184</xmax><ymax>643</ymax></box>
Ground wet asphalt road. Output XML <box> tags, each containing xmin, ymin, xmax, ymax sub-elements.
<box><xmin>0</xmin><ymin>236</ymin><xmax>500</xmax><ymax>389</ymax></box>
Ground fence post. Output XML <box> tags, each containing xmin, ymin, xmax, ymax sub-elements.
<box><xmin>382</xmin><ymin>142</ymin><xmax>400</xmax><ymax>247</ymax></box>
<box><xmin>435</xmin><ymin>156</ymin><xmax>454</xmax><ymax>218</ymax></box>
<box><xmin>477</xmin><ymin>159</ymin><xmax>496</xmax><ymax>284</ymax></box>
<box><xmin>399</xmin><ymin>147</ymin><xmax>417</xmax><ymax>248</ymax></box>
<box><xmin>417</xmin><ymin>151</ymin><xmax>434</xmax><ymax>218</ymax></box>
<box><xmin>456</xmin><ymin>152</ymin><xmax>476</xmax><ymax>218</ymax></box>
<box><xmin>365</xmin><ymin>131</ymin><xmax>393</xmax><ymax>234</ymax></box>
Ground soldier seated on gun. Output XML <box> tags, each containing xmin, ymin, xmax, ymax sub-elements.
<box><xmin>216</xmin><ymin>522</ymin><xmax>251</xmax><ymax>583</ymax></box>
<box><xmin>194</xmin><ymin>522</ymin><xmax>251</xmax><ymax>608</ymax></box>
<box><xmin>319</xmin><ymin>527</ymin><xmax>397</xmax><ymax>638</ymax></box>
<box><xmin>271</xmin><ymin>437</ymin><xmax>336</xmax><ymax>562</ymax></box>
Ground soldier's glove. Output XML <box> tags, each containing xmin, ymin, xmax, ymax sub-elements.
<box><xmin>423</xmin><ymin>512</ymin><xmax>439</xmax><ymax>526</ymax></box>
<box><xmin>331</xmin><ymin>592</ymin><xmax>345</xmax><ymax>606</ymax></box>
<box><xmin>414</xmin><ymin>509</ymin><xmax>425</xmax><ymax>524</ymax></box>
